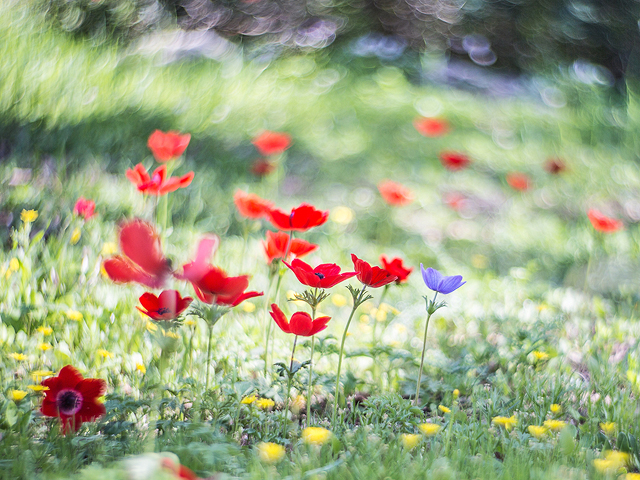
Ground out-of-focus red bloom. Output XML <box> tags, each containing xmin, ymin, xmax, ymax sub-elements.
<box><xmin>443</xmin><ymin>192</ymin><xmax>467</xmax><ymax>211</ymax></box>
<box><xmin>160</xmin><ymin>457</ymin><xmax>200</xmax><ymax>480</ymax></box>
<box><xmin>379</xmin><ymin>255</ymin><xmax>413</xmax><ymax>284</ymax></box>
<box><xmin>351</xmin><ymin>254</ymin><xmax>397</xmax><ymax>288</ymax></box>
<box><xmin>40</xmin><ymin>365</ymin><xmax>106</xmax><ymax>434</ymax></box>
<box><xmin>587</xmin><ymin>209</ymin><xmax>623</xmax><ymax>233</ymax></box>
<box><xmin>73</xmin><ymin>197</ymin><xmax>96</xmax><ymax>220</ymax></box>
<box><xmin>234</xmin><ymin>190</ymin><xmax>274</xmax><ymax>219</ymax></box>
<box><xmin>440</xmin><ymin>151</ymin><xmax>470</xmax><ymax>171</ymax></box>
<box><xmin>251</xmin><ymin>158</ymin><xmax>276</xmax><ymax>176</ymax></box>
<box><xmin>378</xmin><ymin>180</ymin><xmax>414</xmax><ymax>206</ymax></box>
<box><xmin>506</xmin><ymin>172</ymin><xmax>531</xmax><ymax>191</ymax></box>
<box><xmin>545</xmin><ymin>158</ymin><xmax>566</xmax><ymax>174</ymax></box>
<box><xmin>137</xmin><ymin>290</ymin><xmax>193</xmax><ymax>321</ymax></box>
<box><xmin>147</xmin><ymin>130</ymin><xmax>191</xmax><ymax>162</ymax></box>
<box><xmin>126</xmin><ymin>164</ymin><xmax>194</xmax><ymax>196</ymax></box>
<box><xmin>285</xmin><ymin>258</ymin><xmax>356</xmax><ymax>289</ymax></box>
<box><xmin>263</xmin><ymin>231</ymin><xmax>317</xmax><ymax>264</ymax></box>
<box><xmin>270</xmin><ymin>304</ymin><xmax>331</xmax><ymax>337</ymax></box>
<box><xmin>104</xmin><ymin>220</ymin><xmax>172</xmax><ymax>288</ymax></box>
<box><xmin>268</xmin><ymin>203</ymin><xmax>329</xmax><ymax>232</ymax></box>
<box><xmin>414</xmin><ymin>117</ymin><xmax>450</xmax><ymax>137</ymax></box>
<box><xmin>252</xmin><ymin>131</ymin><xmax>292</xmax><ymax>156</ymax></box>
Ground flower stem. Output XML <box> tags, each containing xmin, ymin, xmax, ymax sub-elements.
<box><xmin>414</xmin><ymin>292</ymin><xmax>437</xmax><ymax>407</ymax></box>
<box><xmin>205</xmin><ymin>323</ymin><xmax>214</xmax><ymax>393</ymax></box>
<box><xmin>282</xmin><ymin>335</ymin><xmax>298</xmax><ymax>437</ymax></box>
<box><xmin>372</xmin><ymin>284</ymin><xmax>389</xmax><ymax>343</ymax></box>
<box><xmin>263</xmin><ymin>269</ymin><xmax>285</xmax><ymax>377</ymax></box>
<box><xmin>306</xmin><ymin>297</ymin><xmax>317</xmax><ymax>428</ymax></box>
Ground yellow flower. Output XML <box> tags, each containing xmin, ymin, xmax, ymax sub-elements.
<box><xmin>241</xmin><ymin>394</ymin><xmax>257</xmax><ymax>405</ymax></box>
<box><xmin>532</xmin><ymin>351</ymin><xmax>549</xmax><ymax>362</ymax></box>
<box><xmin>359</xmin><ymin>314</ymin><xmax>370</xmax><ymax>324</ymax></box>
<box><xmin>438</xmin><ymin>405</ymin><xmax>451</xmax><ymax>414</ymax></box>
<box><xmin>10</xmin><ymin>390</ymin><xmax>28</xmax><ymax>402</ymax></box>
<box><xmin>241</xmin><ymin>301</ymin><xmax>256</xmax><ymax>313</ymax></box>
<box><xmin>419</xmin><ymin>423</ymin><xmax>442</xmax><ymax>437</ymax></box>
<box><xmin>331</xmin><ymin>294</ymin><xmax>347</xmax><ymax>307</ymax></box>
<box><xmin>98</xmin><ymin>349</ymin><xmax>114</xmax><ymax>359</ymax></box>
<box><xmin>38</xmin><ymin>343</ymin><xmax>52</xmax><ymax>352</ymax></box>
<box><xmin>164</xmin><ymin>331</ymin><xmax>180</xmax><ymax>339</ymax></box>
<box><xmin>37</xmin><ymin>326</ymin><xmax>53</xmax><ymax>336</ymax></box>
<box><xmin>9</xmin><ymin>353</ymin><xmax>27</xmax><ymax>361</ymax></box>
<box><xmin>543</xmin><ymin>419</ymin><xmax>567</xmax><ymax>432</ymax></box>
<box><xmin>593</xmin><ymin>452</ymin><xmax>629</xmax><ymax>474</ymax></box>
<box><xmin>9</xmin><ymin>258</ymin><xmax>19</xmax><ymax>272</ymax></box>
<box><xmin>136</xmin><ymin>363</ymin><xmax>146</xmax><ymax>374</ymax></box>
<box><xmin>101</xmin><ymin>242</ymin><xmax>118</xmax><ymax>256</ymax></box>
<box><xmin>471</xmin><ymin>254</ymin><xmax>488</xmax><ymax>269</ymax></box>
<box><xmin>257</xmin><ymin>442</ymin><xmax>286</xmax><ymax>463</ymax></box>
<box><xmin>184</xmin><ymin>319</ymin><xmax>196</xmax><ymax>326</ymax></box>
<box><xmin>453</xmin><ymin>389</ymin><xmax>460</xmax><ymax>399</ymax></box>
<box><xmin>146</xmin><ymin>321</ymin><xmax>158</xmax><ymax>333</ymax></box>
<box><xmin>401</xmin><ymin>433</ymin><xmax>421</xmax><ymax>450</ymax></box>
<box><xmin>600</xmin><ymin>422</ymin><xmax>616</xmax><ymax>436</ymax></box>
<box><xmin>31</xmin><ymin>370</ymin><xmax>54</xmax><ymax>380</ymax></box>
<box><xmin>66</xmin><ymin>310</ymin><xmax>83</xmax><ymax>322</ymax></box>
<box><xmin>624</xmin><ymin>474</ymin><xmax>640</xmax><ymax>480</ymax></box>
<box><xmin>604</xmin><ymin>451</ymin><xmax>629</xmax><ymax>466</ymax></box>
<box><xmin>302</xmin><ymin>427</ymin><xmax>332</xmax><ymax>445</ymax></box>
<box><xmin>21</xmin><ymin>209</ymin><xmax>38</xmax><ymax>223</ymax></box>
<box><xmin>550</xmin><ymin>404</ymin><xmax>561</xmax><ymax>414</ymax></box>
<box><xmin>331</xmin><ymin>206</ymin><xmax>355</xmax><ymax>225</ymax></box>
<box><xmin>256</xmin><ymin>398</ymin><xmax>275</xmax><ymax>410</ymax></box>
<box><xmin>70</xmin><ymin>227</ymin><xmax>81</xmax><ymax>245</ymax></box>
<box><xmin>527</xmin><ymin>425</ymin><xmax>548</xmax><ymax>439</ymax></box>
<box><xmin>27</xmin><ymin>385</ymin><xmax>49</xmax><ymax>392</ymax></box>
<box><xmin>492</xmin><ymin>416</ymin><xmax>517</xmax><ymax>430</ymax></box>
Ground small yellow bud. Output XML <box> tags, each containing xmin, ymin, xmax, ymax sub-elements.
<box><xmin>21</xmin><ymin>209</ymin><xmax>38</xmax><ymax>223</ymax></box>
<box><xmin>549</xmin><ymin>404</ymin><xmax>561</xmax><ymax>414</ymax></box>
<box><xmin>10</xmin><ymin>390</ymin><xmax>28</xmax><ymax>402</ymax></box>
<box><xmin>70</xmin><ymin>227</ymin><xmax>81</xmax><ymax>245</ymax></box>
<box><xmin>37</xmin><ymin>343</ymin><xmax>52</xmax><ymax>352</ymax></box>
<box><xmin>438</xmin><ymin>405</ymin><xmax>451</xmax><ymax>414</ymax></box>
<box><xmin>97</xmin><ymin>349</ymin><xmax>114</xmax><ymax>359</ymax></box>
<box><xmin>9</xmin><ymin>258</ymin><xmax>19</xmax><ymax>272</ymax></box>
<box><xmin>419</xmin><ymin>423</ymin><xmax>442</xmax><ymax>437</ymax></box>
<box><xmin>600</xmin><ymin>422</ymin><xmax>616</xmax><ymax>436</ymax></box>
<box><xmin>66</xmin><ymin>310</ymin><xmax>83</xmax><ymax>322</ymax></box>
<box><xmin>37</xmin><ymin>326</ymin><xmax>53</xmax><ymax>336</ymax></box>
<box><xmin>136</xmin><ymin>363</ymin><xmax>146</xmax><ymax>374</ymax></box>
<box><xmin>27</xmin><ymin>385</ymin><xmax>49</xmax><ymax>392</ymax></box>
<box><xmin>401</xmin><ymin>433</ymin><xmax>421</xmax><ymax>450</ymax></box>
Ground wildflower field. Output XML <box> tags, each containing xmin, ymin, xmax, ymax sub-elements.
<box><xmin>2</xmin><ymin>1</ymin><xmax>640</xmax><ymax>479</ymax></box>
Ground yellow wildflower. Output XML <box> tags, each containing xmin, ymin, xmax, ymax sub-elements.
<box><xmin>543</xmin><ymin>419</ymin><xmax>567</xmax><ymax>432</ymax></box>
<box><xmin>401</xmin><ymin>433</ymin><xmax>421</xmax><ymax>450</ymax></box>
<box><xmin>241</xmin><ymin>394</ymin><xmax>257</xmax><ymax>405</ymax></box>
<box><xmin>492</xmin><ymin>416</ymin><xmax>517</xmax><ymax>430</ymax></box>
<box><xmin>21</xmin><ymin>209</ymin><xmax>38</xmax><ymax>223</ymax></box>
<box><xmin>550</xmin><ymin>404</ymin><xmax>561</xmax><ymax>414</ymax></box>
<box><xmin>98</xmin><ymin>349</ymin><xmax>114</xmax><ymax>359</ymax></box>
<box><xmin>10</xmin><ymin>390</ymin><xmax>28</xmax><ymax>402</ymax></box>
<box><xmin>593</xmin><ymin>452</ymin><xmax>629</xmax><ymax>473</ymax></box>
<box><xmin>624</xmin><ymin>474</ymin><xmax>640</xmax><ymax>480</ymax></box>
<box><xmin>302</xmin><ymin>427</ymin><xmax>332</xmax><ymax>446</ymax></box>
<box><xmin>331</xmin><ymin>294</ymin><xmax>347</xmax><ymax>307</ymax></box>
<box><xmin>9</xmin><ymin>353</ymin><xmax>27</xmax><ymax>361</ymax></box>
<box><xmin>257</xmin><ymin>442</ymin><xmax>286</xmax><ymax>463</ymax></box>
<box><xmin>419</xmin><ymin>423</ymin><xmax>442</xmax><ymax>437</ymax></box>
<box><xmin>471</xmin><ymin>254</ymin><xmax>488</xmax><ymax>269</ymax></box>
<box><xmin>600</xmin><ymin>422</ymin><xmax>616</xmax><ymax>436</ymax></box>
<box><xmin>184</xmin><ymin>319</ymin><xmax>196</xmax><ymax>326</ymax></box>
<box><xmin>604</xmin><ymin>451</ymin><xmax>629</xmax><ymax>466</ymax></box>
<box><xmin>532</xmin><ymin>351</ymin><xmax>549</xmax><ymax>362</ymax></box>
<box><xmin>374</xmin><ymin>308</ymin><xmax>387</xmax><ymax>322</ymax></box>
<box><xmin>66</xmin><ymin>310</ymin><xmax>83</xmax><ymax>322</ymax></box>
<box><xmin>438</xmin><ymin>405</ymin><xmax>451</xmax><ymax>414</ymax></box>
<box><xmin>242</xmin><ymin>302</ymin><xmax>256</xmax><ymax>313</ymax></box>
<box><xmin>331</xmin><ymin>206</ymin><xmax>354</xmax><ymax>225</ymax></box>
<box><xmin>31</xmin><ymin>370</ymin><xmax>54</xmax><ymax>380</ymax></box>
<box><xmin>9</xmin><ymin>258</ymin><xmax>19</xmax><ymax>272</ymax></box>
<box><xmin>38</xmin><ymin>343</ymin><xmax>52</xmax><ymax>352</ymax></box>
<box><xmin>146</xmin><ymin>321</ymin><xmax>158</xmax><ymax>332</ymax></box>
<box><xmin>527</xmin><ymin>425</ymin><xmax>548</xmax><ymax>439</ymax></box>
<box><xmin>101</xmin><ymin>242</ymin><xmax>118</xmax><ymax>256</ymax></box>
<box><xmin>453</xmin><ymin>389</ymin><xmax>460</xmax><ymax>399</ymax></box>
<box><xmin>70</xmin><ymin>227</ymin><xmax>81</xmax><ymax>245</ymax></box>
<box><xmin>27</xmin><ymin>385</ymin><xmax>49</xmax><ymax>392</ymax></box>
<box><xmin>359</xmin><ymin>314</ymin><xmax>370</xmax><ymax>324</ymax></box>
<box><xmin>256</xmin><ymin>398</ymin><xmax>275</xmax><ymax>410</ymax></box>
<box><xmin>37</xmin><ymin>326</ymin><xmax>53</xmax><ymax>336</ymax></box>
<box><xmin>136</xmin><ymin>363</ymin><xmax>146</xmax><ymax>374</ymax></box>
<box><xmin>164</xmin><ymin>331</ymin><xmax>180</xmax><ymax>339</ymax></box>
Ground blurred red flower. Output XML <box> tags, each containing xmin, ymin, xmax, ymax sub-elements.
<box><xmin>73</xmin><ymin>197</ymin><xmax>96</xmax><ymax>220</ymax></box>
<box><xmin>126</xmin><ymin>163</ymin><xmax>194</xmax><ymax>196</ymax></box>
<box><xmin>378</xmin><ymin>180</ymin><xmax>413</xmax><ymax>206</ymax></box>
<box><xmin>379</xmin><ymin>255</ymin><xmax>413</xmax><ymax>284</ymax></box>
<box><xmin>443</xmin><ymin>192</ymin><xmax>467</xmax><ymax>211</ymax></box>
<box><xmin>251</xmin><ymin>158</ymin><xmax>276</xmax><ymax>176</ymax></box>
<box><xmin>233</xmin><ymin>190</ymin><xmax>274</xmax><ymax>219</ymax></box>
<box><xmin>285</xmin><ymin>258</ymin><xmax>356</xmax><ymax>289</ymax></box>
<box><xmin>587</xmin><ymin>209</ymin><xmax>623</xmax><ymax>233</ymax></box>
<box><xmin>506</xmin><ymin>172</ymin><xmax>531</xmax><ymax>191</ymax></box>
<box><xmin>440</xmin><ymin>151</ymin><xmax>470</xmax><ymax>171</ymax></box>
<box><xmin>147</xmin><ymin>130</ymin><xmax>191</xmax><ymax>162</ymax></box>
<box><xmin>414</xmin><ymin>117</ymin><xmax>450</xmax><ymax>137</ymax></box>
<box><xmin>268</xmin><ymin>203</ymin><xmax>329</xmax><ymax>232</ymax></box>
<box><xmin>40</xmin><ymin>365</ymin><xmax>106</xmax><ymax>434</ymax></box>
<box><xmin>137</xmin><ymin>290</ymin><xmax>193</xmax><ymax>321</ymax></box>
<box><xmin>103</xmin><ymin>220</ymin><xmax>172</xmax><ymax>288</ymax></box>
<box><xmin>351</xmin><ymin>254</ymin><xmax>397</xmax><ymax>288</ymax></box>
<box><xmin>269</xmin><ymin>304</ymin><xmax>331</xmax><ymax>337</ymax></box>
<box><xmin>252</xmin><ymin>131</ymin><xmax>292</xmax><ymax>156</ymax></box>
<box><xmin>545</xmin><ymin>158</ymin><xmax>566</xmax><ymax>174</ymax></box>
<box><xmin>263</xmin><ymin>231</ymin><xmax>317</xmax><ymax>264</ymax></box>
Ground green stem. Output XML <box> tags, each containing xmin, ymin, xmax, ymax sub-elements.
<box><xmin>306</xmin><ymin>297</ymin><xmax>317</xmax><ymax>428</ymax></box>
<box><xmin>264</xmin><ymin>269</ymin><xmax>284</xmax><ymax>377</ymax></box>
<box><xmin>414</xmin><ymin>292</ymin><xmax>437</xmax><ymax>407</ymax></box>
<box><xmin>205</xmin><ymin>323</ymin><xmax>214</xmax><ymax>393</ymax></box>
<box><xmin>372</xmin><ymin>284</ymin><xmax>389</xmax><ymax>343</ymax></box>
<box><xmin>282</xmin><ymin>335</ymin><xmax>298</xmax><ymax>437</ymax></box>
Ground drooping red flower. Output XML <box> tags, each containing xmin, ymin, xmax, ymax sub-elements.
<box><xmin>351</xmin><ymin>254</ymin><xmax>397</xmax><ymax>288</ymax></box>
<box><xmin>103</xmin><ymin>219</ymin><xmax>172</xmax><ymax>288</ymax></box>
<box><xmin>126</xmin><ymin>164</ymin><xmax>194</xmax><ymax>196</ymax></box>
<box><xmin>587</xmin><ymin>209</ymin><xmax>623</xmax><ymax>233</ymax></box>
<box><xmin>147</xmin><ymin>130</ymin><xmax>191</xmax><ymax>162</ymax></box>
<box><xmin>251</xmin><ymin>158</ymin><xmax>277</xmax><ymax>176</ymax></box>
<box><xmin>267</xmin><ymin>203</ymin><xmax>329</xmax><ymax>232</ymax></box>
<box><xmin>40</xmin><ymin>365</ymin><xmax>106</xmax><ymax>434</ymax></box>
<box><xmin>506</xmin><ymin>172</ymin><xmax>531</xmax><ymax>191</ymax></box>
<box><xmin>137</xmin><ymin>290</ymin><xmax>193</xmax><ymax>321</ymax></box>
<box><xmin>270</xmin><ymin>304</ymin><xmax>331</xmax><ymax>337</ymax></box>
<box><xmin>545</xmin><ymin>158</ymin><xmax>566</xmax><ymax>174</ymax></box>
<box><xmin>233</xmin><ymin>190</ymin><xmax>274</xmax><ymax>219</ymax></box>
<box><xmin>73</xmin><ymin>197</ymin><xmax>96</xmax><ymax>220</ymax></box>
<box><xmin>284</xmin><ymin>258</ymin><xmax>357</xmax><ymax>289</ymax></box>
<box><xmin>378</xmin><ymin>180</ymin><xmax>414</xmax><ymax>206</ymax></box>
<box><xmin>379</xmin><ymin>255</ymin><xmax>413</xmax><ymax>284</ymax></box>
<box><xmin>440</xmin><ymin>151</ymin><xmax>471</xmax><ymax>171</ymax></box>
<box><xmin>263</xmin><ymin>231</ymin><xmax>318</xmax><ymax>264</ymax></box>
<box><xmin>414</xmin><ymin>117</ymin><xmax>450</xmax><ymax>137</ymax></box>
<box><xmin>252</xmin><ymin>131</ymin><xmax>292</xmax><ymax>156</ymax></box>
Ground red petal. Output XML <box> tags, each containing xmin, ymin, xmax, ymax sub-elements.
<box><xmin>309</xmin><ymin>316</ymin><xmax>331</xmax><ymax>336</ymax></box>
<box><xmin>269</xmin><ymin>304</ymin><xmax>291</xmax><ymax>334</ymax></box>
<box><xmin>56</xmin><ymin>365</ymin><xmax>84</xmax><ymax>389</ymax></box>
<box><xmin>76</xmin><ymin>378</ymin><xmax>107</xmax><ymax>400</ymax></box>
<box><xmin>41</xmin><ymin>399</ymin><xmax>59</xmax><ymax>417</ymax></box>
<box><xmin>119</xmin><ymin>220</ymin><xmax>170</xmax><ymax>280</ymax></box>
<box><xmin>289</xmin><ymin>312</ymin><xmax>313</xmax><ymax>336</ymax></box>
<box><xmin>138</xmin><ymin>292</ymin><xmax>160</xmax><ymax>312</ymax></box>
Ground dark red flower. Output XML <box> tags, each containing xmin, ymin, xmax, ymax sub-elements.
<box><xmin>440</xmin><ymin>151</ymin><xmax>471</xmax><ymax>171</ymax></box>
<box><xmin>126</xmin><ymin>164</ymin><xmax>194</xmax><ymax>196</ymax></box>
<box><xmin>545</xmin><ymin>158</ymin><xmax>566</xmax><ymax>174</ymax></box>
<box><xmin>506</xmin><ymin>172</ymin><xmax>531</xmax><ymax>191</ymax></box>
<box><xmin>269</xmin><ymin>304</ymin><xmax>331</xmax><ymax>337</ymax></box>
<box><xmin>40</xmin><ymin>365</ymin><xmax>106</xmax><ymax>434</ymax></box>
<box><xmin>414</xmin><ymin>117</ymin><xmax>450</xmax><ymax>137</ymax></box>
<box><xmin>284</xmin><ymin>258</ymin><xmax>357</xmax><ymax>289</ymax></box>
<box><xmin>351</xmin><ymin>254</ymin><xmax>397</xmax><ymax>288</ymax></box>
<box><xmin>251</xmin><ymin>158</ymin><xmax>277</xmax><ymax>176</ymax></box>
<box><xmin>73</xmin><ymin>197</ymin><xmax>96</xmax><ymax>220</ymax></box>
<box><xmin>263</xmin><ymin>231</ymin><xmax>317</xmax><ymax>264</ymax></box>
<box><xmin>103</xmin><ymin>220</ymin><xmax>172</xmax><ymax>288</ymax></box>
<box><xmin>252</xmin><ymin>131</ymin><xmax>292</xmax><ymax>156</ymax></box>
<box><xmin>137</xmin><ymin>290</ymin><xmax>193</xmax><ymax>321</ymax></box>
<box><xmin>378</xmin><ymin>180</ymin><xmax>413</xmax><ymax>206</ymax></box>
<box><xmin>379</xmin><ymin>255</ymin><xmax>413</xmax><ymax>284</ymax></box>
<box><xmin>267</xmin><ymin>203</ymin><xmax>329</xmax><ymax>232</ymax></box>
<box><xmin>588</xmin><ymin>209</ymin><xmax>623</xmax><ymax>233</ymax></box>
<box><xmin>234</xmin><ymin>190</ymin><xmax>274</xmax><ymax>219</ymax></box>
<box><xmin>147</xmin><ymin>130</ymin><xmax>191</xmax><ymax>162</ymax></box>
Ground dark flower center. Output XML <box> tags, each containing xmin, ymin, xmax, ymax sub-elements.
<box><xmin>56</xmin><ymin>389</ymin><xmax>83</xmax><ymax>415</ymax></box>
<box><xmin>314</xmin><ymin>273</ymin><xmax>325</xmax><ymax>279</ymax></box>
<box><xmin>157</xmin><ymin>307</ymin><xmax>171</xmax><ymax>315</ymax></box>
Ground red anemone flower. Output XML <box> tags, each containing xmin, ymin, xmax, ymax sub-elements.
<box><xmin>414</xmin><ymin>117</ymin><xmax>450</xmax><ymax>137</ymax></box>
<box><xmin>147</xmin><ymin>130</ymin><xmax>191</xmax><ymax>162</ymax></box>
<box><xmin>267</xmin><ymin>203</ymin><xmax>329</xmax><ymax>232</ymax></box>
<box><xmin>252</xmin><ymin>131</ymin><xmax>292</xmax><ymax>156</ymax></box>
<box><xmin>126</xmin><ymin>163</ymin><xmax>194</xmax><ymax>196</ymax></box>
<box><xmin>40</xmin><ymin>365</ymin><xmax>106</xmax><ymax>434</ymax></box>
<box><xmin>440</xmin><ymin>151</ymin><xmax>471</xmax><ymax>171</ymax></box>
<box><xmin>378</xmin><ymin>180</ymin><xmax>414</xmax><ymax>206</ymax></box>
<box><xmin>263</xmin><ymin>231</ymin><xmax>318</xmax><ymax>264</ymax></box>
<box><xmin>379</xmin><ymin>255</ymin><xmax>413</xmax><ymax>284</ymax></box>
<box><xmin>284</xmin><ymin>258</ymin><xmax>357</xmax><ymax>289</ymax></box>
<box><xmin>506</xmin><ymin>172</ymin><xmax>531</xmax><ymax>191</ymax></box>
<box><xmin>587</xmin><ymin>209</ymin><xmax>623</xmax><ymax>233</ymax></box>
<box><xmin>269</xmin><ymin>304</ymin><xmax>331</xmax><ymax>337</ymax></box>
<box><xmin>251</xmin><ymin>158</ymin><xmax>276</xmax><ymax>176</ymax></box>
<box><xmin>351</xmin><ymin>254</ymin><xmax>397</xmax><ymax>288</ymax></box>
<box><xmin>104</xmin><ymin>220</ymin><xmax>172</xmax><ymax>288</ymax></box>
<box><xmin>73</xmin><ymin>197</ymin><xmax>96</xmax><ymax>220</ymax></box>
<box><xmin>137</xmin><ymin>290</ymin><xmax>193</xmax><ymax>321</ymax></box>
<box><xmin>234</xmin><ymin>190</ymin><xmax>274</xmax><ymax>219</ymax></box>
<box><xmin>545</xmin><ymin>158</ymin><xmax>566</xmax><ymax>174</ymax></box>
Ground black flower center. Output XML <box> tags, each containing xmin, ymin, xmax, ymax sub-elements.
<box><xmin>157</xmin><ymin>307</ymin><xmax>171</xmax><ymax>315</ymax></box>
<box><xmin>314</xmin><ymin>273</ymin><xmax>325</xmax><ymax>279</ymax></box>
<box><xmin>57</xmin><ymin>389</ymin><xmax>83</xmax><ymax>415</ymax></box>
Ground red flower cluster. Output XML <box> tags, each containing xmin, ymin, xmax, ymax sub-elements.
<box><xmin>148</xmin><ymin>130</ymin><xmax>191</xmax><ymax>162</ymax></box>
<box><xmin>378</xmin><ymin>180</ymin><xmax>413</xmax><ymax>206</ymax></box>
<box><xmin>268</xmin><ymin>204</ymin><xmax>329</xmax><ymax>231</ymax></box>
<box><xmin>270</xmin><ymin>304</ymin><xmax>331</xmax><ymax>337</ymax></box>
<box><xmin>380</xmin><ymin>255</ymin><xmax>412</xmax><ymax>284</ymax></box>
<box><xmin>414</xmin><ymin>117</ymin><xmax>450</xmax><ymax>137</ymax></box>
<box><xmin>587</xmin><ymin>209</ymin><xmax>623</xmax><ymax>233</ymax></box>
<box><xmin>351</xmin><ymin>254</ymin><xmax>397</xmax><ymax>288</ymax></box>
<box><xmin>263</xmin><ymin>231</ymin><xmax>317</xmax><ymax>264</ymax></box>
<box><xmin>252</xmin><ymin>131</ymin><xmax>292</xmax><ymax>156</ymax></box>
<box><xmin>73</xmin><ymin>197</ymin><xmax>96</xmax><ymax>220</ymax></box>
<box><xmin>234</xmin><ymin>190</ymin><xmax>274</xmax><ymax>219</ymax></box>
<box><xmin>126</xmin><ymin>164</ymin><xmax>194</xmax><ymax>196</ymax></box>
<box><xmin>285</xmin><ymin>258</ymin><xmax>356</xmax><ymax>289</ymax></box>
<box><xmin>137</xmin><ymin>290</ymin><xmax>193</xmax><ymax>321</ymax></box>
<box><xmin>506</xmin><ymin>172</ymin><xmax>531</xmax><ymax>191</ymax></box>
<box><xmin>440</xmin><ymin>151</ymin><xmax>470</xmax><ymax>171</ymax></box>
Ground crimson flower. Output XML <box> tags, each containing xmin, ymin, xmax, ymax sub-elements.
<box><xmin>440</xmin><ymin>151</ymin><xmax>470</xmax><ymax>171</ymax></box>
<box><xmin>270</xmin><ymin>304</ymin><xmax>331</xmax><ymax>337</ymax></box>
<box><xmin>40</xmin><ymin>365</ymin><xmax>106</xmax><ymax>433</ymax></box>
<box><xmin>251</xmin><ymin>158</ymin><xmax>276</xmax><ymax>176</ymax></box>
<box><xmin>414</xmin><ymin>117</ymin><xmax>450</xmax><ymax>137</ymax></box>
<box><xmin>263</xmin><ymin>231</ymin><xmax>317</xmax><ymax>264</ymax></box>
<box><xmin>126</xmin><ymin>163</ymin><xmax>194</xmax><ymax>196</ymax></box>
<box><xmin>268</xmin><ymin>203</ymin><xmax>329</xmax><ymax>232</ymax></box>
<box><xmin>73</xmin><ymin>197</ymin><xmax>96</xmax><ymax>220</ymax></box>
<box><xmin>545</xmin><ymin>158</ymin><xmax>566</xmax><ymax>174</ymax></box>
<box><xmin>351</xmin><ymin>254</ymin><xmax>397</xmax><ymax>288</ymax></box>
<box><xmin>506</xmin><ymin>172</ymin><xmax>531</xmax><ymax>191</ymax></box>
<box><xmin>137</xmin><ymin>290</ymin><xmax>193</xmax><ymax>321</ymax></box>
<box><xmin>147</xmin><ymin>130</ymin><xmax>191</xmax><ymax>162</ymax></box>
<box><xmin>103</xmin><ymin>219</ymin><xmax>172</xmax><ymax>288</ymax></box>
<box><xmin>588</xmin><ymin>209</ymin><xmax>623</xmax><ymax>233</ymax></box>
<box><xmin>285</xmin><ymin>258</ymin><xmax>356</xmax><ymax>289</ymax></box>
<box><xmin>234</xmin><ymin>190</ymin><xmax>274</xmax><ymax>219</ymax></box>
<box><xmin>380</xmin><ymin>255</ymin><xmax>413</xmax><ymax>284</ymax></box>
<box><xmin>252</xmin><ymin>131</ymin><xmax>292</xmax><ymax>156</ymax></box>
<box><xmin>378</xmin><ymin>180</ymin><xmax>414</xmax><ymax>206</ymax></box>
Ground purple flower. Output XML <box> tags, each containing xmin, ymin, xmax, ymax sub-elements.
<box><xmin>420</xmin><ymin>265</ymin><xmax>465</xmax><ymax>294</ymax></box>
